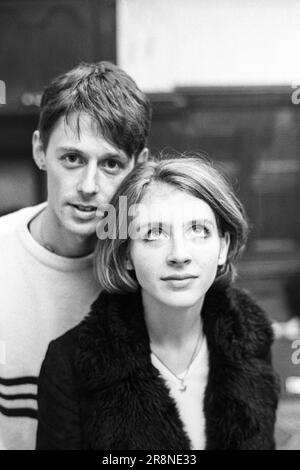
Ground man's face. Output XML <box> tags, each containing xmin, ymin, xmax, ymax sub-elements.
<box><xmin>38</xmin><ymin>113</ymin><xmax>136</xmax><ymax>240</ymax></box>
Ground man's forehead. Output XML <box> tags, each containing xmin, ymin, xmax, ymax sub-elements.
<box><xmin>61</xmin><ymin>113</ymin><xmax>103</xmax><ymax>140</ymax></box>
<box><xmin>48</xmin><ymin>113</ymin><xmax>122</xmax><ymax>154</ymax></box>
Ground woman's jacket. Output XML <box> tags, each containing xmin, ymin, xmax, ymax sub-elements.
<box><xmin>37</xmin><ymin>281</ymin><xmax>279</xmax><ymax>450</ymax></box>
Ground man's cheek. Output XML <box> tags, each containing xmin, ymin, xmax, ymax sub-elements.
<box><xmin>106</xmin><ymin>181</ymin><xmax>123</xmax><ymax>201</ymax></box>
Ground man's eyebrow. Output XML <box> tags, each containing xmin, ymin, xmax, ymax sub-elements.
<box><xmin>56</xmin><ymin>146</ymin><xmax>129</xmax><ymax>161</ymax></box>
<box><xmin>56</xmin><ymin>147</ymin><xmax>84</xmax><ymax>155</ymax></box>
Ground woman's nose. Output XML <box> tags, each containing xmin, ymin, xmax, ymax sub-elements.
<box><xmin>166</xmin><ymin>237</ymin><xmax>192</xmax><ymax>266</ymax></box>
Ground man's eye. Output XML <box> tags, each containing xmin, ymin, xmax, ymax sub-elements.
<box><xmin>63</xmin><ymin>154</ymin><xmax>83</xmax><ymax>165</ymax></box>
<box><xmin>102</xmin><ymin>160</ymin><xmax>122</xmax><ymax>173</ymax></box>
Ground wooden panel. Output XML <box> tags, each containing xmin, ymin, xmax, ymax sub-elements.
<box><xmin>0</xmin><ymin>113</ymin><xmax>45</xmax><ymax>211</ymax></box>
<box><xmin>149</xmin><ymin>86</ymin><xmax>300</xmax><ymax>279</ymax></box>
<box><xmin>0</xmin><ymin>0</ymin><xmax>116</xmax><ymax>113</ymax></box>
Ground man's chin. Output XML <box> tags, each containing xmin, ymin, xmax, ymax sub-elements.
<box><xmin>64</xmin><ymin>218</ymin><xmax>97</xmax><ymax>239</ymax></box>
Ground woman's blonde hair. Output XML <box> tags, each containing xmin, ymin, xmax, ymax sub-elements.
<box><xmin>95</xmin><ymin>154</ymin><xmax>249</xmax><ymax>293</ymax></box>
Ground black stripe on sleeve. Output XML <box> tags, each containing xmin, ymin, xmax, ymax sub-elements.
<box><xmin>0</xmin><ymin>405</ymin><xmax>37</xmax><ymax>419</ymax></box>
<box><xmin>0</xmin><ymin>376</ymin><xmax>38</xmax><ymax>386</ymax></box>
<box><xmin>0</xmin><ymin>391</ymin><xmax>37</xmax><ymax>401</ymax></box>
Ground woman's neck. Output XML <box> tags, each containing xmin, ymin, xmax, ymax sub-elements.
<box><xmin>142</xmin><ymin>291</ymin><xmax>205</xmax><ymax>375</ymax></box>
<box><xmin>142</xmin><ymin>291</ymin><xmax>204</xmax><ymax>349</ymax></box>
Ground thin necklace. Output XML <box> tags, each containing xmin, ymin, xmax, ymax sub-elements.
<box><xmin>151</xmin><ymin>326</ymin><xmax>203</xmax><ymax>392</ymax></box>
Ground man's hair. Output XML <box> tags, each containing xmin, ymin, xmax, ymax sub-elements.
<box><xmin>38</xmin><ymin>61</ymin><xmax>152</xmax><ymax>157</ymax></box>
<box><xmin>95</xmin><ymin>153</ymin><xmax>249</xmax><ymax>293</ymax></box>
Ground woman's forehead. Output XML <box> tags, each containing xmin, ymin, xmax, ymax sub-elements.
<box><xmin>134</xmin><ymin>183</ymin><xmax>217</xmax><ymax>226</ymax></box>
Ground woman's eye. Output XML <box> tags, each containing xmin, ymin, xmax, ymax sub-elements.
<box><xmin>145</xmin><ymin>225</ymin><xmax>167</xmax><ymax>241</ymax></box>
<box><xmin>189</xmin><ymin>223</ymin><xmax>209</xmax><ymax>238</ymax></box>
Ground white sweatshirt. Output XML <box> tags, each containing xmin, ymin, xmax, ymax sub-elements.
<box><xmin>0</xmin><ymin>204</ymin><xmax>100</xmax><ymax>449</ymax></box>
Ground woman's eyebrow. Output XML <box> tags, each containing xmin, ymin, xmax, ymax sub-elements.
<box><xmin>136</xmin><ymin>218</ymin><xmax>216</xmax><ymax>228</ymax></box>
<box><xmin>137</xmin><ymin>221</ymin><xmax>165</xmax><ymax>229</ymax></box>
<box><xmin>188</xmin><ymin>218</ymin><xmax>215</xmax><ymax>227</ymax></box>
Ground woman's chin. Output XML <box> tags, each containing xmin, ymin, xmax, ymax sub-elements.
<box><xmin>157</xmin><ymin>291</ymin><xmax>204</xmax><ymax>310</ymax></box>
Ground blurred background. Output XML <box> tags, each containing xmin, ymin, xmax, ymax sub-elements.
<box><xmin>0</xmin><ymin>0</ymin><xmax>300</xmax><ymax>444</ymax></box>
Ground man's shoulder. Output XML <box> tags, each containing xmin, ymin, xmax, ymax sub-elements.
<box><xmin>0</xmin><ymin>203</ymin><xmax>46</xmax><ymax>238</ymax></box>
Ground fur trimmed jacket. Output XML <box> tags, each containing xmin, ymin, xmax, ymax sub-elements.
<box><xmin>37</xmin><ymin>281</ymin><xmax>279</xmax><ymax>450</ymax></box>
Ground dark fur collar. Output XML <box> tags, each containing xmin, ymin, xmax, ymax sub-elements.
<box><xmin>75</xmin><ymin>281</ymin><xmax>278</xmax><ymax>450</ymax></box>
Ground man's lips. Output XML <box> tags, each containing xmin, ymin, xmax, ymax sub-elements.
<box><xmin>161</xmin><ymin>274</ymin><xmax>198</xmax><ymax>281</ymax></box>
<box><xmin>70</xmin><ymin>203</ymin><xmax>97</xmax><ymax>212</ymax></box>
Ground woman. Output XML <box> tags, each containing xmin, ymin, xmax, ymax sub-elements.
<box><xmin>37</xmin><ymin>155</ymin><xmax>279</xmax><ymax>450</ymax></box>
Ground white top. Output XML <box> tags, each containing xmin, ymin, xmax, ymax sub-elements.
<box><xmin>151</xmin><ymin>336</ymin><xmax>209</xmax><ymax>450</ymax></box>
<box><xmin>0</xmin><ymin>204</ymin><xmax>100</xmax><ymax>449</ymax></box>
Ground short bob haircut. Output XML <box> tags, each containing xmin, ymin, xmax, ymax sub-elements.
<box><xmin>38</xmin><ymin>61</ymin><xmax>152</xmax><ymax>158</ymax></box>
<box><xmin>95</xmin><ymin>154</ymin><xmax>249</xmax><ymax>293</ymax></box>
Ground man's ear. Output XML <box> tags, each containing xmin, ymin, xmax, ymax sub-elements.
<box><xmin>136</xmin><ymin>147</ymin><xmax>149</xmax><ymax>164</ymax></box>
<box><xmin>218</xmin><ymin>232</ymin><xmax>230</xmax><ymax>266</ymax></box>
<box><xmin>32</xmin><ymin>130</ymin><xmax>47</xmax><ymax>170</ymax></box>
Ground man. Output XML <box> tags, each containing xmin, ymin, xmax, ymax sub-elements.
<box><xmin>0</xmin><ymin>61</ymin><xmax>151</xmax><ymax>449</ymax></box>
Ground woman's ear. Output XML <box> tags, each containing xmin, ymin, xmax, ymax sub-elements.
<box><xmin>32</xmin><ymin>130</ymin><xmax>47</xmax><ymax>170</ymax></box>
<box><xmin>125</xmin><ymin>253</ymin><xmax>134</xmax><ymax>271</ymax></box>
<box><xmin>218</xmin><ymin>232</ymin><xmax>230</xmax><ymax>266</ymax></box>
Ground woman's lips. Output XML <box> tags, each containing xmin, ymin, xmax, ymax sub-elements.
<box><xmin>161</xmin><ymin>274</ymin><xmax>198</xmax><ymax>281</ymax></box>
<box><xmin>161</xmin><ymin>274</ymin><xmax>198</xmax><ymax>289</ymax></box>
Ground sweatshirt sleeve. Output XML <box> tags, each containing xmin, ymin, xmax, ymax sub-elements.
<box><xmin>36</xmin><ymin>338</ymin><xmax>83</xmax><ymax>450</ymax></box>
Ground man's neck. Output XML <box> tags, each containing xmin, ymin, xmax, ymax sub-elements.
<box><xmin>28</xmin><ymin>207</ymin><xmax>96</xmax><ymax>258</ymax></box>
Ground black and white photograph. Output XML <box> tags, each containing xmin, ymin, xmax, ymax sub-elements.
<box><xmin>0</xmin><ymin>0</ymin><xmax>300</xmax><ymax>452</ymax></box>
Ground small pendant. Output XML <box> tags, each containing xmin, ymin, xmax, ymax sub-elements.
<box><xmin>179</xmin><ymin>381</ymin><xmax>187</xmax><ymax>392</ymax></box>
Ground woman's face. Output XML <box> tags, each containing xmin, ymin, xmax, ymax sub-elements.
<box><xmin>128</xmin><ymin>182</ymin><xmax>229</xmax><ymax>310</ymax></box>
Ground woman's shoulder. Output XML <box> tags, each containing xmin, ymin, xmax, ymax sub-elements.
<box><xmin>207</xmin><ymin>279</ymin><xmax>272</xmax><ymax>324</ymax></box>
<box><xmin>203</xmin><ymin>280</ymin><xmax>274</xmax><ymax>358</ymax></box>
<box><xmin>46</xmin><ymin>290</ymin><xmax>122</xmax><ymax>356</ymax></box>
<box><xmin>227</xmin><ymin>284</ymin><xmax>273</xmax><ymax>334</ymax></box>
<box><xmin>43</xmin><ymin>324</ymin><xmax>83</xmax><ymax>375</ymax></box>
<box><xmin>43</xmin><ymin>289</ymin><xmax>137</xmax><ymax>379</ymax></box>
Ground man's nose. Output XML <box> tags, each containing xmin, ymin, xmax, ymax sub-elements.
<box><xmin>77</xmin><ymin>165</ymin><xmax>99</xmax><ymax>196</ymax></box>
<box><xmin>166</xmin><ymin>235</ymin><xmax>192</xmax><ymax>266</ymax></box>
